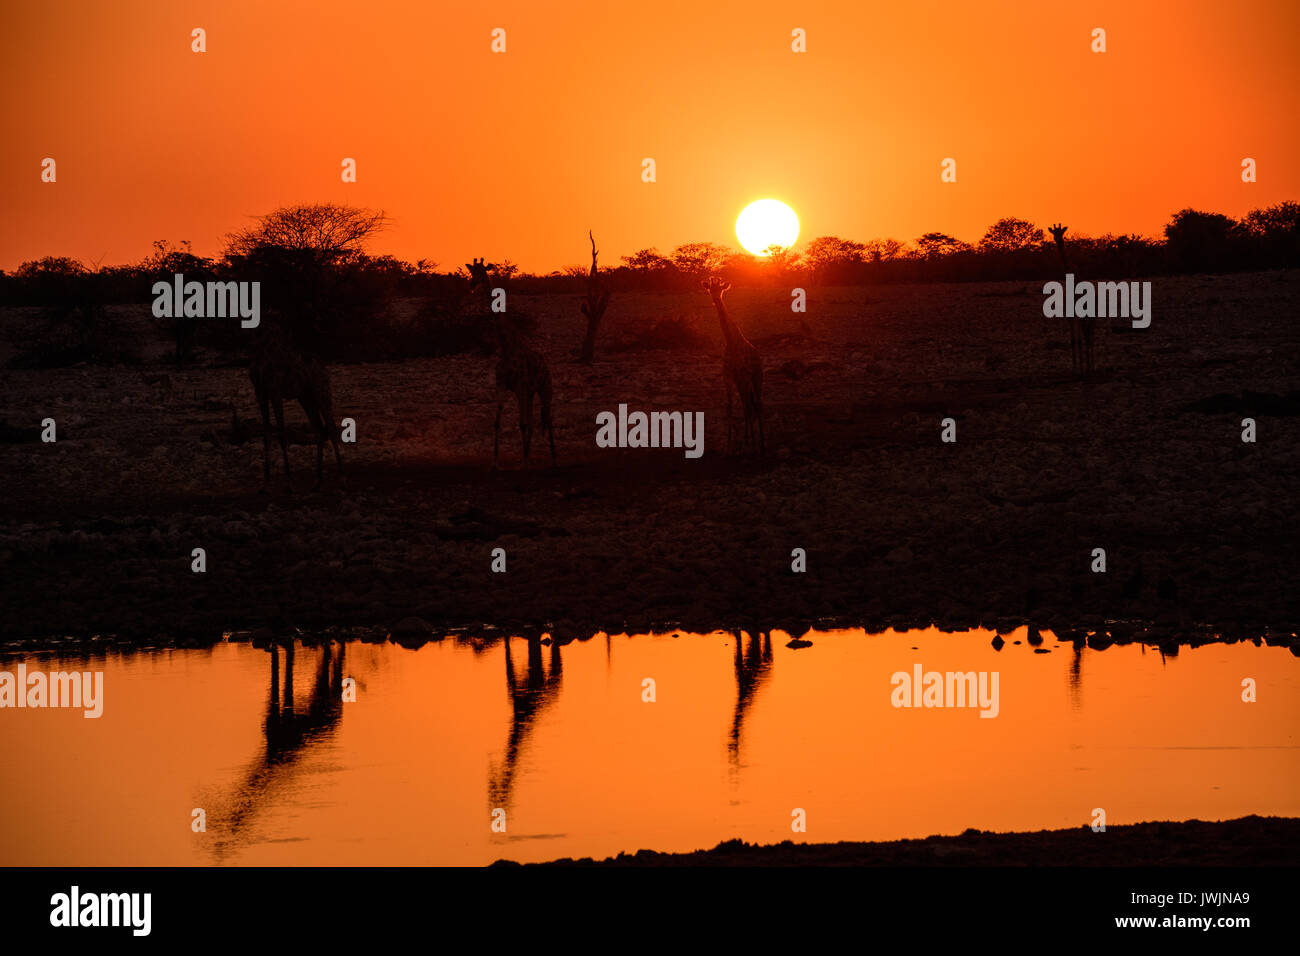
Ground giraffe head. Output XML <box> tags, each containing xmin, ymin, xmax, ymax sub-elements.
<box><xmin>1049</xmin><ymin>223</ymin><xmax>1068</xmax><ymax>246</ymax></box>
<box><xmin>465</xmin><ymin>257</ymin><xmax>497</xmax><ymax>294</ymax></box>
<box><xmin>701</xmin><ymin>276</ymin><xmax>731</xmax><ymax>304</ymax></box>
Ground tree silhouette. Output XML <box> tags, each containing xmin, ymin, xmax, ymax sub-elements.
<box><xmin>670</xmin><ymin>241</ymin><xmax>731</xmax><ymax>280</ymax></box>
<box><xmin>224</xmin><ymin>203</ymin><xmax>389</xmax><ymax>347</ymax></box>
<box><xmin>762</xmin><ymin>244</ymin><xmax>802</xmax><ymax>281</ymax></box>
<box><xmin>1240</xmin><ymin>201</ymin><xmax>1300</xmax><ymax>266</ymax></box>
<box><xmin>978</xmin><ymin>217</ymin><xmax>1045</xmax><ymax>253</ymax></box>
<box><xmin>864</xmin><ymin>238</ymin><xmax>906</xmax><ymax>262</ymax></box>
<box><xmin>620</xmin><ymin>248</ymin><xmax>672</xmax><ymax>273</ymax></box>
<box><xmin>915</xmin><ymin>232</ymin><xmax>969</xmax><ymax>259</ymax></box>
<box><xmin>804</xmin><ymin>236</ymin><xmax>866</xmax><ymax>283</ymax></box>
<box><xmin>142</xmin><ymin>240</ymin><xmax>213</xmax><ymax>364</ymax></box>
<box><xmin>1164</xmin><ymin>208</ymin><xmax>1243</xmax><ymax>272</ymax></box>
<box><xmin>1242</xmin><ymin>200</ymin><xmax>1300</xmax><ymax>240</ymax></box>
<box><xmin>225</xmin><ymin>203</ymin><xmax>388</xmax><ymax>266</ymax></box>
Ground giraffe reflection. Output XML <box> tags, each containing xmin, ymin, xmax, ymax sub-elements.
<box><xmin>488</xmin><ymin>636</ymin><xmax>564</xmax><ymax>814</ymax></box>
<box><xmin>1068</xmin><ymin>643</ymin><xmax>1084</xmax><ymax>709</ymax></box>
<box><xmin>207</xmin><ymin>641</ymin><xmax>346</xmax><ymax>860</ymax></box>
<box><xmin>729</xmin><ymin>630</ymin><xmax>774</xmax><ymax>769</ymax></box>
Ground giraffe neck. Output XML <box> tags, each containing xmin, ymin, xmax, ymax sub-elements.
<box><xmin>713</xmin><ymin>301</ymin><xmax>742</xmax><ymax>348</ymax></box>
<box><xmin>494</xmin><ymin>307</ymin><xmax>531</xmax><ymax>360</ymax></box>
<box><xmin>493</xmin><ymin>314</ymin><xmax>515</xmax><ymax>356</ymax></box>
<box><xmin>1055</xmin><ymin>240</ymin><xmax>1071</xmax><ymax>275</ymax></box>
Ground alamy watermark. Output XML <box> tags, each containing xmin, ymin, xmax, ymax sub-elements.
<box><xmin>596</xmin><ymin>403</ymin><xmax>704</xmax><ymax>459</ymax></box>
<box><xmin>1043</xmin><ymin>274</ymin><xmax>1151</xmax><ymax>328</ymax></box>
<box><xmin>50</xmin><ymin>886</ymin><xmax>150</xmax><ymax>936</ymax></box>
<box><xmin>152</xmin><ymin>272</ymin><xmax>260</xmax><ymax>328</ymax></box>
<box><xmin>0</xmin><ymin>664</ymin><xmax>104</xmax><ymax>718</ymax></box>
<box><xmin>891</xmin><ymin>663</ymin><xmax>999</xmax><ymax>718</ymax></box>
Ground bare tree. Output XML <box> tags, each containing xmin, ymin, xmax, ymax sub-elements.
<box><xmin>579</xmin><ymin>231</ymin><xmax>611</xmax><ymax>363</ymax></box>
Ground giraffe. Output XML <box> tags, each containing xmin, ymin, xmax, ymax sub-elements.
<box><xmin>466</xmin><ymin>258</ymin><xmax>556</xmax><ymax>468</ymax></box>
<box><xmin>248</xmin><ymin>322</ymin><xmax>344</xmax><ymax>491</ymax></box>
<box><xmin>1050</xmin><ymin>223</ymin><xmax>1093</xmax><ymax>377</ymax></box>
<box><xmin>701</xmin><ymin>276</ymin><xmax>764</xmax><ymax>453</ymax></box>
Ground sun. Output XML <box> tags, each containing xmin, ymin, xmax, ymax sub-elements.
<box><xmin>736</xmin><ymin>199</ymin><xmax>800</xmax><ymax>256</ymax></box>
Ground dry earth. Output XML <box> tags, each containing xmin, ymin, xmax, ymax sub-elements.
<box><xmin>2</xmin><ymin>271</ymin><xmax>1298</xmax><ymax>646</ymax></box>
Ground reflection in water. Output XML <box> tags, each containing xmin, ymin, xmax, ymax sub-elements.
<box><xmin>2</xmin><ymin>629</ymin><xmax>1297</xmax><ymax>866</ymax></box>
<box><xmin>1068</xmin><ymin>643</ymin><xmax>1084</xmax><ymax>709</ymax></box>
<box><xmin>208</xmin><ymin>641</ymin><xmax>346</xmax><ymax>861</ymax></box>
<box><xmin>489</xmin><ymin>636</ymin><xmax>563</xmax><ymax>813</ymax></box>
<box><xmin>729</xmin><ymin>631</ymin><xmax>773</xmax><ymax>770</ymax></box>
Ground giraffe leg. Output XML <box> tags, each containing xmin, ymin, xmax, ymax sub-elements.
<box><xmin>257</xmin><ymin>389</ymin><xmax>272</xmax><ymax>492</ymax></box>
<box><xmin>331</xmin><ymin>429</ymin><xmax>345</xmax><ymax>486</ymax></box>
<box><xmin>303</xmin><ymin>400</ymin><xmax>325</xmax><ymax>491</ymax></box>
<box><xmin>317</xmin><ymin>393</ymin><xmax>345</xmax><ymax>487</ymax></box>
<box><xmin>272</xmin><ymin>395</ymin><xmax>291</xmax><ymax>492</ymax></box>
<box><xmin>493</xmin><ymin>391</ymin><xmax>505</xmax><ymax>470</ymax></box>
<box><xmin>518</xmin><ymin>390</ymin><xmax>534</xmax><ymax>466</ymax></box>
<box><xmin>541</xmin><ymin>385</ymin><xmax>556</xmax><ymax>467</ymax></box>
<box><xmin>748</xmin><ymin>402</ymin><xmax>757</xmax><ymax>452</ymax></box>
<box><xmin>724</xmin><ymin>376</ymin><xmax>734</xmax><ymax>454</ymax></box>
<box><xmin>315</xmin><ymin>429</ymin><xmax>324</xmax><ymax>490</ymax></box>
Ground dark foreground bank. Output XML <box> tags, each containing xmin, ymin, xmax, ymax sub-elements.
<box><xmin>512</xmin><ymin>816</ymin><xmax>1300</xmax><ymax>866</ymax></box>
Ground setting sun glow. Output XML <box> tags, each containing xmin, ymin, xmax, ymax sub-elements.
<box><xmin>736</xmin><ymin>199</ymin><xmax>800</xmax><ymax>256</ymax></box>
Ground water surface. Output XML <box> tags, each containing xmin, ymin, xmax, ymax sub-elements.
<box><xmin>1</xmin><ymin>628</ymin><xmax>1297</xmax><ymax>865</ymax></box>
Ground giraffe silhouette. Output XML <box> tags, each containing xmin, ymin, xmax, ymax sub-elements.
<box><xmin>701</xmin><ymin>276</ymin><xmax>764</xmax><ymax>453</ymax></box>
<box><xmin>1050</xmin><ymin>223</ymin><xmax>1094</xmax><ymax>377</ymax></box>
<box><xmin>466</xmin><ymin>258</ymin><xmax>556</xmax><ymax>468</ymax></box>
<box><xmin>248</xmin><ymin>321</ymin><xmax>344</xmax><ymax>492</ymax></box>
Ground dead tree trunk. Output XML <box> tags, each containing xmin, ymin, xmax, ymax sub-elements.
<box><xmin>579</xmin><ymin>230</ymin><xmax>610</xmax><ymax>363</ymax></box>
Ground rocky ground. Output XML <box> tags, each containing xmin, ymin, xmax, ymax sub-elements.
<box><xmin>2</xmin><ymin>270</ymin><xmax>1298</xmax><ymax>646</ymax></box>
<box><xmin>512</xmin><ymin>815</ymin><xmax>1300</xmax><ymax>866</ymax></box>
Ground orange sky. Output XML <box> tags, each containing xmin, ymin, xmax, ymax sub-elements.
<box><xmin>2</xmin><ymin>0</ymin><xmax>1297</xmax><ymax>272</ymax></box>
